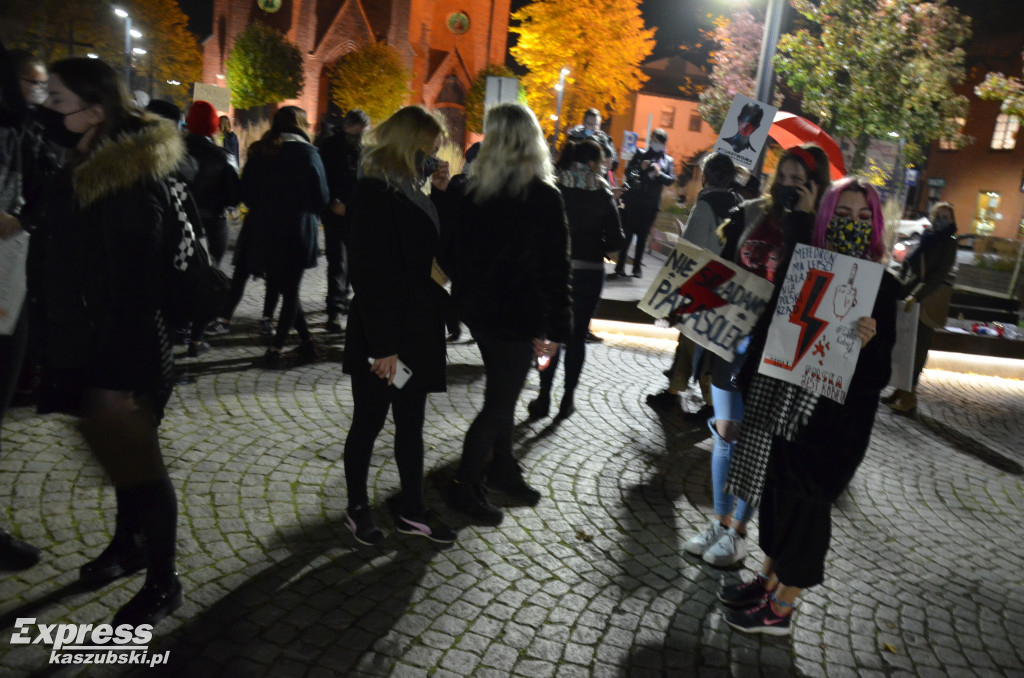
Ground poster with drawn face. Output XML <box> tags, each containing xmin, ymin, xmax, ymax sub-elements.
<box><xmin>758</xmin><ymin>244</ymin><xmax>884</xmax><ymax>404</ymax></box>
<box><xmin>638</xmin><ymin>240</ymin><xmax>775</xmax><ymax>361</ymax></box>
<box><xmin>712</xmin><ymin>94</ymin><xmax>779</xmax><ymax>171</ymax></box>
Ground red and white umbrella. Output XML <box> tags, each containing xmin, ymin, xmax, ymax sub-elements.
<box><xmin>769</xmin><ymin>112</ymin><xmax>847</xmax><ymax>180</ymax></box>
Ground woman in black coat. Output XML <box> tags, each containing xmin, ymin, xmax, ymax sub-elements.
<box><xmin>442</xmin><ymin>103</ymin><xmax>573</xmax><ymax>526</ymax></box>
<box><xmin>33</xmin><ymin>57</ymin><xmax>183</xmax><ymax>627</ymax></box>
<box><xmin>526</xmin><ymin>138</ymin><xmax>623</xmax><ymax>420</ymax></box>
<box><xmin>241</xmin><ymin>106</ymin><xmax>328</xmax><ymax>365</ymax></box>
<box><xmin>341</xmin><ymin>105</ymin><xmax>456</xmax><ymax>546</ymax></box>
<box><xmin>718</xmin><ymin>178</ymin><xmax>896</xmax><ymax>636</ymax></box>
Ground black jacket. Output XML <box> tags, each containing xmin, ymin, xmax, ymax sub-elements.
<box><xmin>443</xmin><ymin>179</ymin><xmax>573</xmax><ymax>343</ymax></box>
<box><xmin>241</xmin><ymin>134</ymin><xmax>328</xmax><ymax>277</ymax></box>
<box><xmin>319</xmin><ymin>131</ymin><xmax>361</xmax><ymax>234</ymax></box>
<box><xmin>342</xmin><ymin>177</ymin><xmax>450</xmax><ymax>393</ymax></box>
<box><xmin>38</xmin><ymin>120</ymin><xmax>184</xmax><ymax>392</ymax></box>
<box><xmin>184</xmin><ymin>134</ymin><xmax>240</xmax><ymax>221</ymax></box>
<box><xmin>622</xmin><ymin>148</ymin><xmax>675</xmax><ymax>210</ymax></box>
<box><xmin>557</xmin><ymin>173</ymin><xmax>624</xmax><ymax>264</ymax></box>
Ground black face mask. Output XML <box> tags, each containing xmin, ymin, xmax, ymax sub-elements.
<box><xmin>33</xmin><ymin>105</ymin><xmax>89</xmax><ymax>149</ymax></box>
<box><xmin>773</xmin><ymin>184</ymin><xmax>801</xmax><ymax>211</ymax></box>
<box><xmin>421</xmin><ymin>154</ymin><xmax>440</xmax><ymax>178</ymax></box>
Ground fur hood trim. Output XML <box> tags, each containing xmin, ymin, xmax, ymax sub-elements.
<box><xmin>73</xmin><ymin>119</ymin><xmax>185</xmax><ymax>208</ymax></box>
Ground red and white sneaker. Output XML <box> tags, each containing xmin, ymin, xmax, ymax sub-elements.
<box><xmin>725</xmin><ymin>598</ymin><xmax>793</xmax><ymax>636</ymax></box>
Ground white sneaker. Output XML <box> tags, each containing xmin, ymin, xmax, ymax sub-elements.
<box><xmin>684</xmin><ymin>520</ymin><xmax>728</xmax><ymax>556</ymax></box>
<box><xmin>703</xmin><ymin>527</ymin><xmax>748</xmax><ymax>567</ymax></box>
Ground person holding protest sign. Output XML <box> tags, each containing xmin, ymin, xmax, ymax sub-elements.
<box><xmin>684</xmin><ymin>144</ymin><xmax>830</xmax><ymax>568</ymax></box>
<box><xmin>885</xmin><ymin>201</ymin><xmax>958</xmax><ymax>415</ymax></box>
<box><xmin>525</xmin><ymin>138</ymin><xmax>623</xmax><ymax>421</ymax></box>
<box><xmin>441</xmin><ymin>103</ymin><xmax>572</xmax><ymax>525</ymax></box>
<box><xmin>341</xmin><ymin>106</ymin><xmax>456</xmax><ymax>545</ymax></box>
<box><xmin>720</xmin><ymin>177</ymin><xmax>897</xmax><ymax>635</ymax></box>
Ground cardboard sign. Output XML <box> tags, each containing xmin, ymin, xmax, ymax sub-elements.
<box><xmin>712</xmin><ymin>94</ymin><xmax>778</xmax><ymax>171</ymax></box>
<box><xmin>888</xmin><ymin>302</ymin><xmax>919</xmax><ymax>392</ymax></box>
<box><xmin>193</xmin><ymin>83</ymin><xmax>231</xmax><ymax>114</ymax></box>
<box><xmin>758</xmin><ymin>244</ymin><xmax>884</xmax><ymax>404</ymax></box>
<box><xmin>0</xmin><ymin>231</ymin><xmax>29</xmax><ymax>335</ymax></box>
<box><xmin>638</xmin><ymin>240</ymin><xmax>775</xmax><ymax>360</ymax></box>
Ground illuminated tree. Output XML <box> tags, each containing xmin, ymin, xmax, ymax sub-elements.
<box><xmin>510</xmin><ymin>0</ymin><xmax>655</xmax><ymax>140</ymax></box>
<box><xmin>697</xmin><ymin>11</ymin><xmax>779</xmax><ymax>133</ymax></box>
<box><xmin>329</xmin><ymin>42</ymin><xmax>410</xmax><ymax>123</ymax></box>
<box><xmin>775</xmin><ymin>0</ymin><xmax>971</xmax><ymax>169</ymax></box>
<box><xmin>225</xmin><ymin>23</ymin><xmax>303</xmax><ymax>110</ymax></box>
<box><xmin>975</xmin><ymin>60</ymin><xmax>1024</xmax><ymax>118</ymax></box>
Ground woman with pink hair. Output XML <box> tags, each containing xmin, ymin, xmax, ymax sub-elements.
<box><xmin>717</xmin><ymin>177</ymin><xmax>898</xmax><ymax>635</ymax></box>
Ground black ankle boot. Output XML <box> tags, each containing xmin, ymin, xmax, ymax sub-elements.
<box><xmin>485</xmin><ymin>459</ymin><xmax>542</xmax><ymax>506</ymax></box>
<box><xmin>447</xmin><ymin>480</ymin><xmax>503</xmax><ymax>526</ymax></box>
<box><xmin>80</xmin><ymin>489</ymin><xmax>146</xmax><ymax>586</ymax></box>
<box><xmin>0</xmin><ymin>528</ymin><xmax>41</xmax><ymax>571</ymax></box>
<box><xmin>112</xmin><ymin>575</ymin><xmax>183</xmax><ymax>628</ymax></box>
<box><xmin>556</xmin><ymin>391</ymin><xmax>576</xmax><ymax>419</ymax></box>
<box><xmin>526</xmin><ymin>393</ymin><xmax>550</xmax><ymax>420</ymax></box>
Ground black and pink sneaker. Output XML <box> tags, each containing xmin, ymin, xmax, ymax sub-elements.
<box><xmin>725</xmin><ymin>598</ymin><xmax>793</xmax><ymax>636</ymax></box>
<box><xmin>718</xmin><ymin>575</ymin><xmax>772</xmax><ymax>608</ymax></box>
<box><xmin>396</xmin><ymin>510</ymin><xmax>457</xmax><ymax>544</ymax></box>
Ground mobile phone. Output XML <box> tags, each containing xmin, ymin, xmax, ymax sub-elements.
<box><xmin>367</xmin><ymin>357</ymin><xmax>413</xmax><ymax>389</ymax></box>
<box><xmin>422</xmin><ymin>155</ymin><xmax>441</xmax><ymax>177</ymax></box>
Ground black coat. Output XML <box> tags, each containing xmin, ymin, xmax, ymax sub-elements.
<box><xmin>622</xmin><ymin>148</ymin><xmax>675</xmax><ymax>210</ymax></box>
<box><xmin>342</xmin><ymin>178</ymin><xmax>450</xmax><ymax>393</ymax></box>
<box><xmin>319</xmin><ymin>132</ymin><xmax>361</xmax><ymax>235</ymax></box>
<box><xmin>442</xmin><ymin>179</ymin><xmax>572</xmax><ymax>343</ymax></box>
<box><xmin>559</xmin><ymin>181</ymin><xmax>624</xmax><ymax>264</ymax></box>
<box><xmin>764</xmin><ymin>272</ymin><xmax>899</xmax><ymax>503</ymax></box>
<box><xmin>38</xmin><ymin>120</ymin><xmax>183</xmax><ymax>396</ymax></box>
<box><xmin>184</xmin><ymin>134</ymin><xmax>240</xmax><ymax>221</ymax></box>
<box><xmin>241</xmin><ymin>135</ymin><xmax>328</xmax><ymax>278</ymax></box>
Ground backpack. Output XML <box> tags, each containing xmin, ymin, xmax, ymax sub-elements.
<box><xmin>161</xmin><ymin>176</ymin><xmax>230</xmax><ymax>326</ymax></box>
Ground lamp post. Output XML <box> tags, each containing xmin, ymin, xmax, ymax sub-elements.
<box><xmin>551</xmin><ymin>67</ymin><xmax>570</xmax><ymax>151</ymax></box>
<box><xmin>113</xmin><ymin>8</ymin><xmax>142</xmax><ymax>87</ymax></box>
<box><xmin>742</xmin><ymin>0</ymin><xmax>786</xmax><ymax>177</ymax></box>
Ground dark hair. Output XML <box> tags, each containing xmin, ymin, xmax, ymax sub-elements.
<box><xmin>767</xmin><ymin>143</ymin><xmax>831</xmax><ymax>217</ymax></box>
<box><xmin>555</xmin><ymin>138</ymin><xmax>603</xmax><ymax>170</ymax></box>
<box><xmin>8</xmin><ymin>49</ymin><xmax>43</xmax><ymax>78</ymax></box>
<box><xmin>701</xmin><ymin>153</ymin><xmax>735</xmax><ymax>189</ymax></box>
<box><xmin>651</xmin><ymin>128</ymin><xmax>668</xmax><ymax>144</ymax></box>
<box><xmin>0</xmin><ymin>43</ymin><xmax>27</xmax><ymax>126</ymax></box>
<box><xmin>584</xmin><ymin>108</ymin><xmax>601</xmax><ymax>121</ymax></box>
<box><xmin>252</xmin><ymin>105</ymin><xmax>310</xmax><ymax>156</ymax></box>
<box><xmin>145</xmin><ymin>98</ymin><xmax>181</xmax><ymax>123</ymax></box>
<box><xmin>344</xmin><ymin>108</ymin><xmax>370</xmax><ymax>128</ymax></box>
<box><xmin>49</xmin><ymin>57</ymin><xmax>146</xmax><ymax>152</ymax></box>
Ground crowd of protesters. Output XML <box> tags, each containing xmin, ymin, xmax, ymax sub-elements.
<box><xmin>2</xmin><ymin>46</ymin><xmax>941</xmax><ymax>639</ymax></box>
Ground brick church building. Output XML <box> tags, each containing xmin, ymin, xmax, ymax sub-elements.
<box><xmin>201</xmin><ymin>0</ymin><xmax>511</xmax><ymax>145</ymax></box>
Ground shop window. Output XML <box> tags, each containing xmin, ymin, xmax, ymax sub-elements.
<box><xmin>938</xmin><ymin>116</ymin><xmax>966</xmax><ymax>150</ymax></box>
<box><xmin>972</xmin><ymin>190</ymin><xmax>1000</xmax><ymax>235</ymax></box>
<box><xmin>688</xmin><ymin>113</ymin><xmax>702</xmax><ymax>132</ymax></box>
<box><xmin>990</xmin><ymin>113</ymin><xmax>1019</xmax><ymax>150</ymax></box>
<box><xmin>660</xmin><ymin>105</ymin><xmax>675</xmax><ymax>129</ymax></box>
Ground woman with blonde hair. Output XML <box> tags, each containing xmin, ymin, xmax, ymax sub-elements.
<box><xmin>341</xmin><ymin>105</ymin><xmax>456</xmax><ymax>545</ymax></box>
<box><xmin>441</xmin><ymin>103</ymin><xmax>572</xmax><ymax>525</ymax></box>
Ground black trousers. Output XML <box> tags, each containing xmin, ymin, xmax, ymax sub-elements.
<box><xmin>616</xmin><ymin>202</ymin><xmax>660</xmax><ymax>272</ymax></box>
<box><xmin>221</xmin><ymin>265</ymin><xmax>280</xmax><ymax>322</ymax></box>
<box><xmin>269</xmin><ymin>267</ymin><xmax>310</xmax><ymax>350</ymax></box>
<box><xmin>912</xmin><ymin>322</ymin><xmax>934</xmax><ymax>388</ymax></box>
<box><xmin>539</xmin><ymin>268</ymin><xmax>603</xmax><ymax>397</ymax></box>
<box><xmin>457</xmin><ymin>331</ymin><xmax>534</xmax><ymax>484</ymax></box>
<box><xmin>323</xmin><ymin>222</ymin><xmax>349</xmax><ymax>315</ymax></box>
<box><xmin>203</xmin><ymin>215</ymin><xmax>228</xmax><ymax>268</ymax></box>
<box><xmin>343</xmin><ymin>365</ymin><xmax>428</xmax><ymax>517</ymax></box>
<box><xmin>757</xmin><ymin>482</ymin><xmax>831</xmax><ymax>589</ymax></box>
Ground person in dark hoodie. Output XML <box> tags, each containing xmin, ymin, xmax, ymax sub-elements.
<box><xmin>33</xmin><ymin>57</ymin><xmax>182</xmax><ymax>627</ymax></box>
<box><xmin>525</xmin><ymin>138</ymin><xmax>623</xmax><ymax>421</ymax></box>
<box><xmin>241</xmin><ymin>106</ymin><xmax>329</xmax><ymax>366</ymax></box>
<box><xmin>614</xmin><ymin>128</ymin><xmax>675</xmax><ymax>278</ymax></box>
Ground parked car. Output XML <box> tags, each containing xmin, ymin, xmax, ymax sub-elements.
<box><xmin>896</xmin><ymin>213</ymin><xmax>930</xmax><ymax>239</ymax></box>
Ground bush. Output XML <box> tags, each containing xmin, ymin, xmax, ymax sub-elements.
<box><xmin>225</xmin><ymin>24</ymin><xmax>304</xmax><ymax>110</ymax></box>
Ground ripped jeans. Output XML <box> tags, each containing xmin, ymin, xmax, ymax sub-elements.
<box><xmin>708</xmin><ymin>384</ymin><xmax>755</xmax><ymax>522</ymax></box>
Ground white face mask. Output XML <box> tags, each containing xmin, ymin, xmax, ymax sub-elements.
<box><xmin>649</xmin><ymin>142</ymin><xmax>665</xmax><ymax>153</ymax></box>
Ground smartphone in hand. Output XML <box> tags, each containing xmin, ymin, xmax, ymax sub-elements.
<box><xmin>367</xmin><ymin>357</ymin><xmax>413</xmax><ymax>389</ymax></box>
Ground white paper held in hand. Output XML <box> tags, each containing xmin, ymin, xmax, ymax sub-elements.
<box><xmin>367</xmin><ymin>357</ymin><xmax>413</xmax><ymax>389</ymax></box>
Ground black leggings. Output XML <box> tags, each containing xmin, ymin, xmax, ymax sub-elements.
<box><xmin>0</xmin><ymin>309</ymin><xmax>28</xmax><ymax>456</ymax></box>
<box><xmin>204</xmin><ymin>216</ymin><xmax>228</xmax><ymax>267</ymax></box>
<box><xmin>221</xmin><ymin>265</ymin><xmax>279</xmax><ymax>321</ymax></box>
<box><xmin>343</xmin><ymin>365</ymin><xmax>427</xmax><ymax>517</ymax></box>
<box><xmin>539</xmin><ymin>268</ymin><xmax>603</xmax><ymax>397</ymax></box>
<box><xmin>457</xmin><ymin>331</ymin><xmax>534</xmax><ymax>484</ymax></box>
<box><xmin>269</xmin><ymin>267</ymin><xmax>310</xmax><ymax>350</ymax></box>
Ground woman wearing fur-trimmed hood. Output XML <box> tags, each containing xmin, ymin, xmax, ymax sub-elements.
<box><xmin>34</xmin><ymin>57</ymin><xmax>184</xmax><ymax>630</ymax></box>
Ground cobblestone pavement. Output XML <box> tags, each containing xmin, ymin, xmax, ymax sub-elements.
<box><xmin>2</xmin><ymin>267</ymin><xmax>1023</xmax><ymax>678</ymax></box>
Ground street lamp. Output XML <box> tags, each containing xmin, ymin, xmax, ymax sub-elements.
<box><xmin>552</xmin><ymin>67</ymin><xmax>570</xmax><ymax>151</ymax></box>
<box><xmin>113</xmin><ymin>7</ymin><xmax>142</xmax><ymax>86</ymax></box>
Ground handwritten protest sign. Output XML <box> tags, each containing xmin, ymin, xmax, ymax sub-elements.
<box><xmin>888</xmin><ymin>302</ymin><xmax>919</xmax><ymax>392</ymax></box>
<box><xmin>638</xmin><ymin>240</ymin><xmax>775</xmax><ymax>360</ymax></box>
<box><xmin>758</xmin><ymin>244</ymin><xmax>883</xmax><ymax>404</ymax></box>
<box><xmin>711</xmin><ymin>94</ymin><xmax>778</xmax><ymax>171</ymax></box>
<box><xmin>0</xmin><ymin>231</ymin><xmax>29</xmax><ymax>335</ymax></box>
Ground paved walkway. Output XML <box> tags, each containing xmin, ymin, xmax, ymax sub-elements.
<box><xmin>2</xmin><ymin>264</ymin><xmax>1023</xmax><ymax>678</ymax></box>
